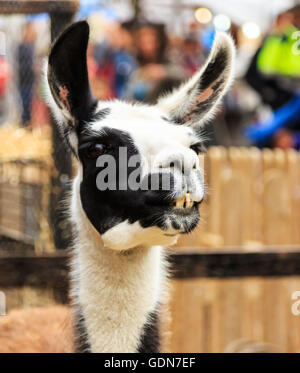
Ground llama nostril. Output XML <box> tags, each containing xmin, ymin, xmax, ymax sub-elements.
<box><xmin>193</xmin><ymin>163</ymin><xmax>197</xmax><ymax>170</ymax></box>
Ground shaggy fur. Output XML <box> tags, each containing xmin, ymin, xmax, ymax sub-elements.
<box><xmin>0</xmin><ymin>306</ymin><xmax>73</xmax><ymax>353</ymax></box>
<box><xmin>1</xmin><ymin>21</ymin><xmax>235</xmax><ymax>353</ymax></box>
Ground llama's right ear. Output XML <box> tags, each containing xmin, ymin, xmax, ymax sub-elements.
<box><xmin>157</xmin><ymin>32</ymin><xmax>235</xmax><ymax>127</ymax></box>
<box><xmin>46</xmin><ymin>21</ymin><xmax>96</xmax><ymax>129</ymax></box>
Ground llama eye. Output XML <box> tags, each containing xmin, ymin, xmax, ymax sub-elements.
<box><xmin>190</xmin><ymin>143</ymin><xmax>206</xmax><ymax>154</ymax></box>
<box><xmin>83</xmin><ymin>143</ymin><xmax>105</xmax><ymax>159</ymax></box>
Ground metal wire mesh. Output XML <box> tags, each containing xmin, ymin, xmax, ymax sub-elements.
<box><xmin>0</xmin><ymin>159</ymin><xmax>53</xmax><ymax>251</ymax></box>
<box><xmin>0</xmin><ymin>1</ymin><xmax>78</xmax><ymax>127</ymax></box>
<box><xmin>0</xmin><ymin>1</ymin><xmax>78</xmax><ymax>252</ymax></box>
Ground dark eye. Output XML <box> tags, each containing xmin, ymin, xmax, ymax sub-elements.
<box><xmin>82</xmin><ymin>143</ymin><xmax>105</xmax><ymax>159</ymax></box>
<box><xmin>190</xmin><ymin>142</ymin><xmax>206</xmax><ymax>154</ymax></box>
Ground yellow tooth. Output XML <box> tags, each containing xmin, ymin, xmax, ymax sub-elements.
<box><xmin>180</xmin><ymin>197</ymin><xmax>185</xmax><ymax>208</ymax></box>
<box><xmin>186</xmin><ymin>193</ymin><xmax>191</xmax><ymax>208</ymax></box>
<box><xmin>175</xmin><ymin>194</ymin><xmax>195</xmax><ymax>208</ymax></box>
<box><xmin>176</xmin><ymin>197</ymin><xmax>185</xmax><ymax>208</ymax></box>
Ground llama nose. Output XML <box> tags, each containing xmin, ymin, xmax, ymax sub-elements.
<box><xmin>156</xmin><ymin>150</ymin><xmax>198</xmax><ymax>175</ymax></box>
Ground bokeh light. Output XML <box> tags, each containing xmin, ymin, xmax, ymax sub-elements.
<box><xmin>213</xmin><ymin>14</ymin><xmax>231</xmax><ymax>32</ymax></box>
<box><xmin>242</xmin><ymin>22</ymin><xmax>261</xmax><ymax>39</ymax></box>
<box><xmin>195</xmin><ymin>7</ymin><xmax>212</xmax><ymax>24</ymax></box>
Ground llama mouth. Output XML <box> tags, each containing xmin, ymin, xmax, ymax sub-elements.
<box><xmin>172</xmin><ymin>192</ymin><xmax>196</xmax><ymax>209</ymax></box>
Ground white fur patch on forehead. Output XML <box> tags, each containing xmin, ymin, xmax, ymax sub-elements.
<box><xmin>87</xmin><ymin>100</ymin><xmax>200</xmax><ymax>152</ymax></box>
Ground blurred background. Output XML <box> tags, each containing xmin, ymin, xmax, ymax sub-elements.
<box><xmin>0</xmin><ymin>0</ymin><xmax>300</xmax><ymax>353</ymax></box>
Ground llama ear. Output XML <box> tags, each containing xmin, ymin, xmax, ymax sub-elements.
<box><xmin>46</xmin><ymin>21</ymin><xmax>96</xmax><ymax>128</ymax></box>
<box><xmin>157</xmin><ymin>32</ymin><xmax>235</xmax><ymax>127</ymax></box>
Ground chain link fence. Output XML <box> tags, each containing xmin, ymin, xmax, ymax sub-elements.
<box><xmin>0</xmin><ymin>1</ymin><xmax>79</xmax><ymax>252</ymax></box>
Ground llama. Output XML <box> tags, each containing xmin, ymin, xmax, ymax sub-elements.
<box><xmin>0</xmin><ymin>21</ymin><xmax>234</xmax><ymax>353</ymax></box>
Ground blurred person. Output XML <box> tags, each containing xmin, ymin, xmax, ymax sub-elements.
<box><xmin>125</xmin><ymin>22</ymin><xmax>186</xmax><ymax>103</ymax></box>
<box><xmin>87</xmin><ymin>43</ymin><xmax>114</xmax><ymax>100</ymax></box>
<box><xmin>181</xmin><ymin>35</ymin><xmax>205</xmax><ymax>76</ymax></box>
<box><xmin>273</xmin><ymin>128</ymin><xmax>300</xmax><ymax>150</ymax></box>
<box><xmin>166</xmin><ymin>34</ymin><xmax>184</xmax><ymax>65</ymax></box>
<box><xmin>31</xmin><ymin>55</ymin><xmax>49</xmax><ymax>127</ymax></box>
<box><xmin>93</xmin><ymin>22</ymin><xmax>136</xmax><ymax>99</ymax></box>
<box><xmin>215</xmin><ymin>22</ymin><xmax>259</xmax><ymax>147</ymax></box>
<box><xmin>245</xmin><ymin>5</ymin><xmax>300</xmax><ymax>149</ymax></box>
<box><xmin>17</xmin><ymin>22</ymin><xmax>36</xmax><ymax>126</ymax></box>
<box><xmin>0</xmin><ymin>50</ymin><xmax>12</xmax><ymax>124</ymax></box>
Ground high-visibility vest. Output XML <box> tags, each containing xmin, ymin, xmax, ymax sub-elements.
<box><xmin>257</xmin><ymin>26</ymin><xmax>300</xmax><ymax>77</ymax></box>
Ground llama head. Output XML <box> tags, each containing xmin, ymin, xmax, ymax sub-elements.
<box><xmin>46</xmin><ymin>21</ymin><xmax>235</xmax><ymax>251</ymax></box>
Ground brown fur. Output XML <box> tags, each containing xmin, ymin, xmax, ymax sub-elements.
<box><xmin>0</xmin><ymin>306</ymin><xmax>74</xmax><ymax>353</ymax></box>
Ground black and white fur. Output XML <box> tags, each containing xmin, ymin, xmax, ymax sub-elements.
<box><xmin>45</xmin><ymin>21</ymin><xmax>235</xmax><ymax>353</ymax></box>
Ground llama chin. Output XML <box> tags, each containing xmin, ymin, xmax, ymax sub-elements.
<box><xmin>1</xmin><ymin>21</ymin><xmax>235</xmax><ymax>353</ymax></box>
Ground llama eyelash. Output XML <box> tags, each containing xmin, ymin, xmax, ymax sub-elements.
<box><xmin>190</xmin><ymin>142</ymin><xmax>207</xmax><ymax>154</ymax></box>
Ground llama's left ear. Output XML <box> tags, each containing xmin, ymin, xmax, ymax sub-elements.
<box><xmin>158</xmin><ymin>32</ymin><xmax>235</xmax><ymax>127</ymax></box>
<box><xmin>46</xmin><ymin>21</ymin><xmax>96</xmax><ymax>128</ymax></box>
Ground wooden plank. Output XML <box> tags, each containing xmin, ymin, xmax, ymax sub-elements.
<box><xmin>262</xmin><ymin>278</ymin><xmax>286</xmax><ymax>350</ymax></box>
<box><xmin>0</xmin><ymin>252</ymin><xmax>69</xmax><ymax>287</ymax></box>
<box><xmin>222</xmin><ymin>279</ymin><xmax>242</xmax><ymax>349</ymax></box>
<box><xmin>0</xmin><ymin>204</ymin><xmax>22</xmax><ymax>221</ymax></box>
<box><xmin>170</xmin><ymin>251</ymin><xmax>300</xmax><ymax>278</ymax></box>
<box><xmin>21</xmin><ymin>166</ymin><xmax>42</xmax><ymax>185</ymax></box>
<box><xmin>221</xmin><ymin>148</ymin><xmax>244</xmax><ymax>245</ymax></box>
<box><xmin>241</xmin><ymin>277</ymin><xmax>264</xmax><ymax>342</ymax></box>
<box><xmin>243</xmin><ymin>148</ymin><xmax>264</xmax><ymax>246</ymax></box>
<box><xmin>287</xmin><ymin>150</ymin><xmax>300</xmax><ymax>245</ymax></box>
<box><xmin>168</xmin><ymin>279</ymin><xmax>204</xmax><ymax>352</ymax></box>
<box><xmin>0</xmin><ymin>1</ymin><xmax>79</xmax><ymax>15</ymax></box>
<box><xmin>0</xmin><ymin>227</ymin><xmax>30</xmax><ymax>243</ymax></box>
<box><xmin>1</xmin><ymin>250</ymin><xmax>300</xmax><ymax>288</ymax></box>
<box><xmin>0</xmin><ymin>184</ymin><xmax>22</xmax><ymax>199</ymax></box>
<box><xmin>286</xmin><ymin>277</ymin><xmax>300</xmax><ymax>352</ymax></box>
<box><xmin>0</xmin><ymin>219</ymin><xmax>22</xmax><ymax>235</ymax></box>
<box><xmin>167</xmin><ymin>278</ymin><xmax>221</xmax><ymax>353</ymax></box>
<box><xmin>207</xmin><ymin>147</ymin><xmax>227</xmax><ymax>245</ymax></box>
<box><xmin>167</xmin><ymin>276</ymin><xmax>297</xmax><ymax>353</ymax></box>
<box><xmin>263</xmin><ymin>149</ymin><xmax>291</xmax><ymax>245</ymax></box>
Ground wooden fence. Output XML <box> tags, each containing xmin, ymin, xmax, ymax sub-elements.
<box><xmin>177</xmin><ymin>147</ymin><xmax>300</xmax><ymax>249</ymax></box>
<box><xmin>1</xmin><ymin>250</ymin><xmax>300</xmax><ymax>353</ymax></box>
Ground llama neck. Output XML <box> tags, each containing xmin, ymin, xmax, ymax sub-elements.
<box><xmin>70</xmin><ymin>225</ymin><xmax>167</xmax><ymax>353</ymax></box>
